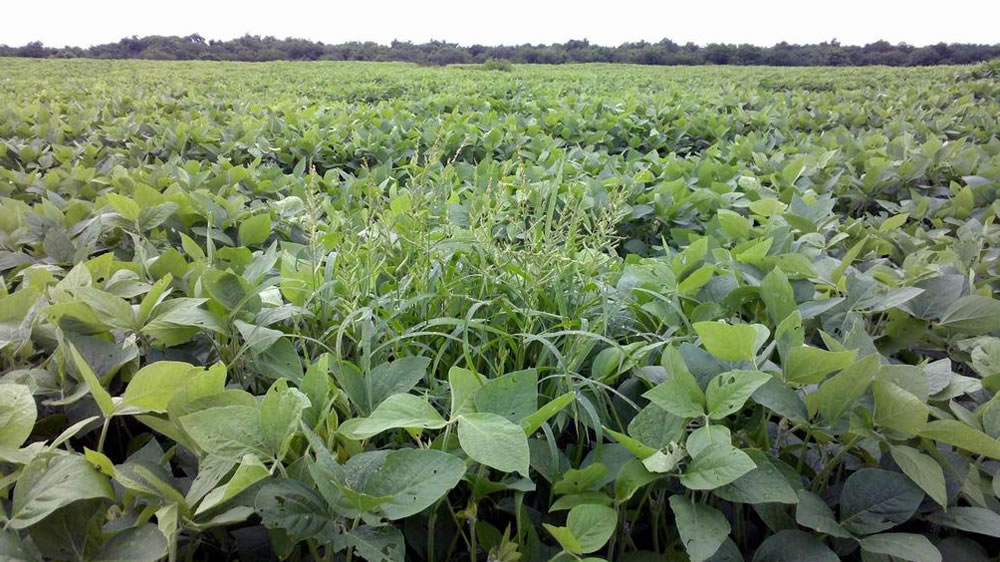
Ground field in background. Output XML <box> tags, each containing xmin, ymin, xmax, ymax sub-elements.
<box><xmin>1</xmin><ymin>59</ymin><xmax>1000</xmax><ymax>561</ymax></box>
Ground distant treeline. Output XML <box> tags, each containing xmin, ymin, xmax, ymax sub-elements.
<box><xmin>4</xmin><ymin>35</ymin><xmax>1000</xmax><ymax>66</ymax></box>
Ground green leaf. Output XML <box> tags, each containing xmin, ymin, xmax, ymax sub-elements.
<box><xmin>643</xmin><ymin>349</ymin><xmax>705</xmax><ymax>418</ymax></box>
<box><xmin>669</xmin><ymin>495</ymin><xmax>730</xmax><ymax>562</ymax></box>
<box><xmin>367</xmin><ymin>356</ymin><xmax>431</xmax><ymax>412</ymax></box>
<box><xmin>448</xmin><ymin>366</ymin><xmax>485</xmax><ymax>419</ymax></box>
<box><xmin>680</xmin><ymin>444</ymin><xmax>756</xmax><ymax>491</ymax></box>
<box><xmin>714</xmin><ymin>449</ymin><xmax>797</xmax><ymax>504</ymax></box>
<box><xmin>239</xmin><ymin>213</ymin><xmax>272</xmax><ymax>246</ymax></box>
<box><xmin>566</xmin><ymin>504</ymin><xmax>617</xmax><ymax>554</ymax></box>
<box><xmin>474</xmin><ymin>368</ymin><xmax>538</xmax><ymax>422</ymax></box>
<box><xmin>840</xmin><ymin>468</ymin><xmax>923</xmax><ymax>535</ymax></box>
<box><xmin>706</xmin><ymin>370</ymin><xmax>771</xmax><ymax>420</ymax></box>
<box><xmin>686</xmin><ymin>424</ymin><xmax>731</xmax><ymax>458</ymax></box>
<box><xmin>890</xmin><ymin>445</ymin><xmax>947</xmax><ymax>508</ymax></box>
<box><xmin>120</xmin><ymin>361</ymin><xmax>198</xmax><ymax>414</ymax></box>
<box><xmin>939</xmin><ymin>295</ymin><xmax>1000</xmax><ymax>335</ymax></box>
<box><xmin>795</xmin><ymin>489</ymin><xmax>850</xmax><ymax>538</ymax></box>
<box><xmin>255</xmin><ymin>479</ymin><xmax>337</xmax><ymax>542</ymax></box>
<box><xmin>752</xmin><ymin>530</ymin><xmax>838</xmax><ymax>562</ymax></box>
<box><xmin>180</xmin><ymin>405</ymin><xmax>268</xmax><ymax>461</ymax></box>
<box><xmin>92</xmin><ymin>524</ymin><xmax>169</xmax><ymax>562</ymax></box>
<box><xmin>858</xmin><ymin>533</ymin><xmax>942</xmax><ymax>562</ymax></box>
<box><xmin>76</xmin><ymin>286</ymin><xmax>136</xmax><ymax>330</ymax></box>
<box><xmin>717</xmin><ymin>209</ymin><xmax>750</xmax><ymax>239</ymax></box>
<box><xmin>784</xmin><ymin>346</ymin><xmax>857</xmax><ymax>385</ymax></box>
<box><xmin>751</xmin><ymin>377</ymin><xmax>808</xmax><ymax>423</ymax></box>
<box><xmin>458</xmin><ymin>412</ymin><xmax>530</xmax><ymax>477</ymax></box>
<box><xmin>614</xmin><ymin>459</ymin><xmax>659</xmax><ymax>501</ymax></box>
<box><xmin>543</xmin><ymin>523</ymin><xmax>582</xmax><ymax>555</ymax></box>
<box><xmin>339</xmin><ymin>393</ymin><xmax>447</xmax><ymax>440</ymax></box>
<box><xmin>873</xmin><ymin>381</ymin><xmax>928</xmax><ymax>436</ymax></box>
<box><xmin>260</xmin><ymin>380</ymin><xmax>310</xmax><ymax>458</ymax></box>
<box><xmin>343</xmin><ymin>525</ymin><xmax>405</xmax><ymax>562</ymax></box>
<box><xmin>808</xmin><ymin>353</ymin><xmax>879</xmax><ymax>425</ymax></box>
<box><xmin>919</xmin><ymin>420</ymin><xmax>1000</xmax><ymax>460</ymax></box>
<box><xmin>760</xmin><ymin>268</ymin><xmax>797</xmax><ymax>324</ymax></box>
<box><xmin>196</xmin><ymin>454</ymin><xmax>270</xmax><ymax>515</ymax></box>
<box><xmin>67</xmin><ymin>342</ymin><xmax>115</xmax><ymax>417</ymax></box>
<box><xmin>693</xmin><ymin>321</ymin><xmax>768</xmax><ymax>362</ymax></box>
<box><xmin>927</xmin><ymin>506</ymin><xmax>1000</xmax><ymax>537</ymax></box>
<box><xmin>0</xmin><ymin>384</ymin><xmax>35</xmax><ymax>448</ymax></box>
<box><xmin>554</xmin><ymin>464</ymin><xmax>607</xmax><ymax>495</ymax></box>
<box><xmin>360</xmin><ymin>449</ymin><xmax>466</xmax><ymax>520</ymax></box>
<box><xmin>105</xmin><ymin>192</ymin><xmax>141</xmax><ymax>222</ymax></box>
<box><xmin>10</xmin><ymin>455</ymin><xmax>113</xmax><ymax>529</ymax></box>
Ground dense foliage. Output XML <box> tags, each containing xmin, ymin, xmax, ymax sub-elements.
<box><xmin>1</xmin><ymin>59</ymin><xmax>1000</xmax><ymax>561</ymax></box>
<box><xmin>5</xmin><ymin>35</ymin><xmax>1000</xmax><ymax>66</ymax></box>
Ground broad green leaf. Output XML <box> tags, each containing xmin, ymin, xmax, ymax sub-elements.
<box><xmin>706</xmin><ymin>370</ymin><xmax>771</xmax><ymax>419</ymax></box>
<box><xmin>693</xmin><ymin>321</ymin><xmax>768</xmax><ymax>362</ymax></box>
<box><xmin>260</xmin><ymin>380</ymin><xmax>310</xmax><ymax>458</ymax></box>
<box><xmin>858</xmin><ymin>533</ymin><xmax>941</xmax><ymax>562</ymax></box>
<box><xmin>840</xmin><ymin>468</ymin><xmax>923</xmax><ymax>535</ymax></box>
<box><xmin>92</xmin><ymin>524</ymin><xmax>169</xmax><ymax>562</ymax></box>
<box><xmin>76</xmin><ymin>287</ymin><xmax>136</xmax><ymax>330</ymax></box>
<box><xmin>670</xmin><ymin>495</ymin><xmax>730</xmax><ymax>562</ymax></box>
<box><xmin>105</xmin><ymin>192</ymin><xmax>141</xmax><ymax>222</ymax></box>
<box><xmin>566</xmin><ymin>504</ymin><xmax>617</xmax><ymax>554</ymax></box>
<box><xmin>760</xmin><ymin>268</ymin><xmax>797</xmax><ymax>324</ymax></box>
<box><xmin>808</xmin><ymin>354</ymin><xmax>879</xmax><ymax>424</ymax></box>
<box><xmin>301</xmin><ymin>355</ymin><xmax>331</xmax><ymax>427</ymax></box>
<box><xmin>919</xmin><ymin>420</ymin><xmax>1000</xmax><ymax>460</ymax></box>
<box><xmin>339</xmin><ymin>393</ymin><xmax>447</xmax><ymax>440</ymax></box>
<box><xmin>643</xmin><ymin>348</ymin><xmax>705</xmax><ymax>418</ymax></box>
<box><xmin>474</xmin><ymin>368</ymin><xmax>538</xmax><ymax>422</ymax></box>
<box><xmin>614</xmin><ymin>459</ymin><xmax>659</xmax><ymax>501</ymax></box>
<box><xmin>927</xmin><ymin>506</ymin><xmax>1000</xmax><ymax>537</ymax></box>
<box><xmin>0</xmin><ymin>383</ymin><xmax>35</xmax><ymax>448</ymax></box>
<box><xmin>714</xmin><ymin>449</ymin><xmax>797</xmax><ymax>504</ymax></box>
<box><xmin>255</xmin><ymin>479</ymin><xmax>338</xmax><ymax>542</ymax></box>
<box><xmin>239</xmin><ymin>212</ymin><xmax>272</xmax><ymax>246</ymax></box>
<box><xmin>543</xmin><ymin>523</ymin><xmax>582</xmax><ymax>555</ymax></box>
<box><xmin>751</xmin><ymin>377</ymin><xmax>808</xmax><ymax>422</ymax></box>
<box><xmin>368</xmin><ymin>356</ymin><xmax>431</xmax><ymax>412</ymax></box>
<box><xmin>10</xmin><ymin>455</ymin><xmax>114</xmax><ymax>529</ymax></box>
<box><xmin>939</xmin><ymin>295</ymin><xmax>1000</xmax><ymax>335</ymax></box>
<box><xmin>680</xmin><ymin>444</ymin><xmax>756</xmax><ymax>490</ymax></box>
<box><xmin>627</xmin><ymin>402</ymin><xmax>685</xmax><ymax>449</ymax></box>
<box><xmin>196</xmin><ymin>454</ymin><xmax>270</xmax><ymax>515</ymax></box>
<box><xmin>361</xmin><ymin>449</ymin><xmax>465</xmax><ymax>520</ymax></box>
<box><xmin>180</xmin><ymin>405</ymin><xmax>268</xmax><ymax>460</ymax></box>
<box><xmin>120</xmin><ymin>361</ymin><xmax>198</xmax><ymax>414</ymax></box>
<box><xmin>890</xmin><ymin>445</ymin><xmax>947</xmax><ymax>508</ymax></box>
<box><xmin>448</xmin><ymin>366</ymin><xmax>485</xmax><ymax>418</ymax></box>
<box><xmin>553</xmin><ymin>464</ymin><xmax>607</xmax><ymax>495</ymax></box>
<box><xmin>343</xmin><ymin>525</ymin><xmax>405</xmax><ymax>562</ymax></box>
<box><xmin>795</xmin><ymin>489</ymin><xmax>850</xmax><ymax>538</ymax></box>
<box><xmin>784</xmin><ymin>346</ymin><xmax>857</xmax><ymax>385</ymax></box>
<box><xmin>752</xmin><ymin>530</ymin><xmax>838</xmax><ymax>562</ymax></box>
<box><xmin>873</xmin><ymin>381</ymin><xmax>928</xmax><ymax>436</ymax></box>
<box><xmin>458</xmin><ymin>413</ymin><xmax>530</xmax><ymax>477</ymax></box>
<box><xmin>686</xmin><ymin>424</ymin><xmax>731</xmax><ymax>458</ymax></box>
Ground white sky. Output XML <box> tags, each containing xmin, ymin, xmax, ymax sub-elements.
<box><xmin>3</xmin><ymin>0</ymin><xmax>999</xmax><ymax>48</ymax></box>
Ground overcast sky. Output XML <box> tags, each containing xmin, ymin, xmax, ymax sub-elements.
<box><xmin>4</xmin><ymin>0</ymin><xmax>999</xmax><ymax>48</ymax></box>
